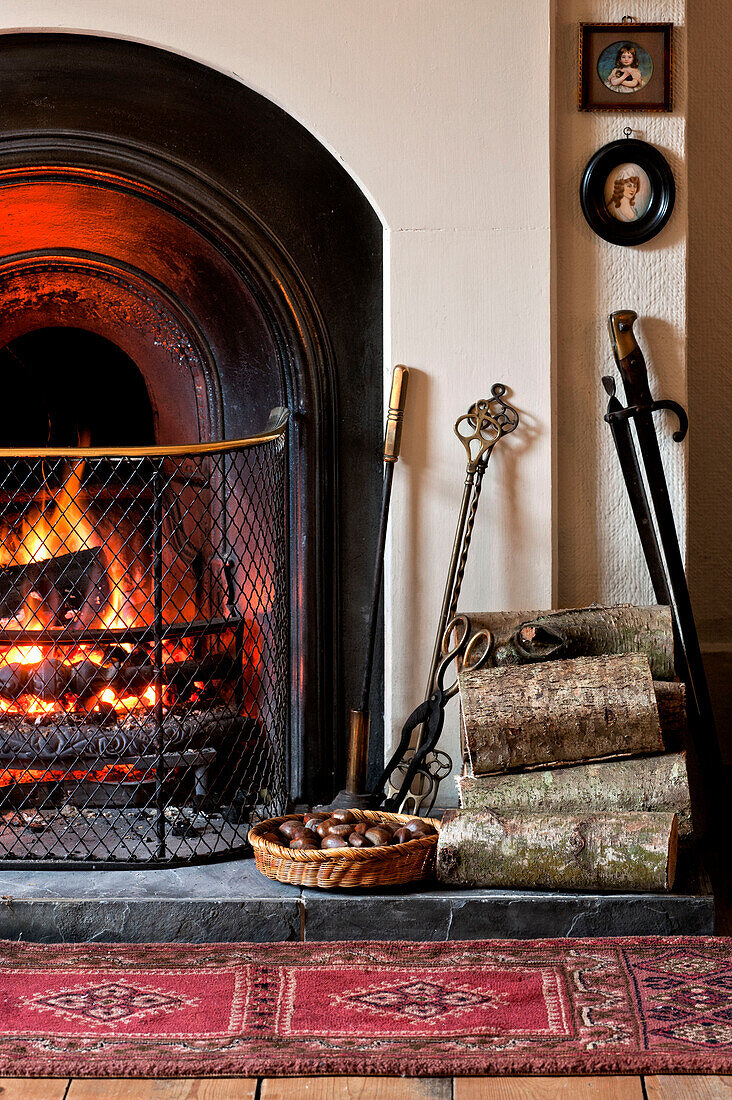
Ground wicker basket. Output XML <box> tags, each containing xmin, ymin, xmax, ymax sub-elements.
<box><xmin>249</xmin><ymin>809</ymin><xmax>440</xmax><ymax>889</ymax></box>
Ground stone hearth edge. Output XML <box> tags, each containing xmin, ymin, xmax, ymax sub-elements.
<box><xmin>0</xmin><ymin>860</ymin><xmax>712</xmax><ymax>942</ymax></box>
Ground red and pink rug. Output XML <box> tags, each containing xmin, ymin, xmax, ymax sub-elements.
<box><xmin>0</xmin><ymin>936</ymin><xmax>730</xmax><ymax>1077</ymax></box>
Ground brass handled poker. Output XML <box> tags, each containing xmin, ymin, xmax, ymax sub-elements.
<box><xmin>380</xmin><ymin>384</ymin><xmax>519</xmax><ymax>813</ymax></box>
<box><xmin>603</xmin><ymin>310</ymin><xmax>724</xmax><ymax>839</ymax></box>
<box><xmin>329</xmin><ymin>366</ymin><xmax>409</xmax><ymax>810</ymax></box>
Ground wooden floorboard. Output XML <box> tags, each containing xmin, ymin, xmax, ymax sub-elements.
<box><xmin>260</xmin><ymin>1079</ymin><xmax>451</xmax><ymax>1099</ymax></box>
<box><xmin>0</xmin><ymin>1082</ymin><xmax>69</xmax><ymax>1099</ymax></box>
<box><xmin>455</xmin><ymin>1077</ymin><xmax>644</xmax><ymax>1098</ymax></box>
<box><xmin>66</xmin><ymin>1080</ymin><xmax>257</xmax><ymax>1099</ymax></box>
<box><xmin>9</xmin><ymin>1078</ymin><xmax>732</xmax><ymax>1099</ymax></box>
<box><xmin>645</xmin><ymin>1077</ymin><xmax>732</xmax><ymax>1099</ymax></box>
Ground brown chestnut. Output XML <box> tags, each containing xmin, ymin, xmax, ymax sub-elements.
<box><xmin>392</xmin><ymin>827</ymin><xmax>413</xmax><ymax>844</ymax></box>
<box><xmin>315</xmin><ymin>820</ymin><xmax>336</xmax><ymax>838</ymax></box>
<box><xmin>321</xmin><ymin>834</ymin><xmax>350</xmax><ymax>849</ymax></box>
<box><xmin>279</xmin><ymin>819</ymin><xmax>305</xmax><ymax>839</ymax></box>
<box><xmin>290</xmin><ymin>837</ymin><xmax>320</xmax><ymax>850</ymax></box>
<box><xmin>348</xmin><ymin>833</ymin><xmax>373</xmax><ymax>847</ymax></box>
<box><xmin>364</xmin><ymin>827</ymin><xmax>392</xmax><ymax>846</ymax></box>
<box><xmin>259</xmin><ymin>831</ymin><xmax>283</xmax><ymax>845</ymax></box>
<box><xmin>330</xmin><ymin>809</ymin><xmax>356</xmax><ymax>824</ymax></box>
<box><xmin>327</xmin><ymin>823</ymin><xmax>354</xmax><ymax>837</ymax></box>
<box><xmin>352</xmin><ymin>822</ymin><xmax>370</xmax><ymax>835</ymax></box>
<box><xmin>303</xmin><ymin>812</ymin><xmax>329</xmax><ymax>825</ymax></box>
<box><xmin>404</xmin><ymin>818</ymin><xmax>435</xmax><ymax>835</ymax></box>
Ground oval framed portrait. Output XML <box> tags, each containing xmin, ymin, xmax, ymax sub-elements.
<box><xmin>579</xmin><ymin>138</ymin><xmax>675</xmax><ymax>246</ymax></box>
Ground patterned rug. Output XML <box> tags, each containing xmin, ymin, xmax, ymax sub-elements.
<box><xmin>0</xmin><ymin>937</ymin><xmax>731</xmax><ymax>1077</ymax></box>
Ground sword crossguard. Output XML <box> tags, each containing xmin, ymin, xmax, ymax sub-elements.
<box><xmin>603</xmin><ymin>377</ymin><xmax>688</xmax><ymax>442</ymax></box>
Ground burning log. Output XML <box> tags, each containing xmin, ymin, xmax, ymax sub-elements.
<box><xmin>436</xmin><ymin>808</ymin><xmax>678</xmax><ymax>892</ymax></box>
<box><xmin>0</xmin><ymin>653</ymin><xmax>237</xmax><ymax>703</ymax></box>
<box><xmin>0</xmin><ymin>548</ymin><xmax>108</xmax><ymax>626</ymax></box>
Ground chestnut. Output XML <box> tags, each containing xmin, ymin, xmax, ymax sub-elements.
<box><xmin>404</xmin><ymin>819</ymin><xmax>436</xmax><ymax>836</ymax></box>
<box><xmin>330</xmin><ymin>809</ymin><xmax>356</xmax><ymax>824</ymax></box>
<box><xmin>321</xmin><ymin>834</ymin><xmax>350</xmax><ymax>849</ymax></box>
<box><xmin>290</xmin><ymin>837</ymin><xmax>320</xmax><ymax>850</ymax></box>
<box><xmin>348</xmin><ymin>833</ymin><xmax>372</xmax><ymax>847</ymax></box>
<box><xmin>279</xmin><ymin>819</ymin><xmax>305</xmax><ymax>839</ymax></box>
<box><xmin>259</xmin><ymin>831</ymin><xmax>283</xmax><ymax>845</ymax></box>
<box><xmin>392</xmin><ymin>827</ymin><xmax>413</xmax><ymax>844</ymax></box>
<box><xmin>303</xmin><ymin>812</ymin><xmax>329</xmax><ymax>826</ymax></box>
<box><xmin>364</xmin><ymin>827</ymin><xmax>392</xmax><ymax>847</ymax></box>
<box><xmin>327</xmin><ymin>823</ymin><xmax>354</xmax><ymax>837</ymax></box>
<box><xmin>315</xmin><ymin>820</ymin><xmax>336</xmax><ymax>838</ymax></box>
<box><xmin>352</xmin><ymin>822</ymin><xmax>370</xmax><ymax>835</ymax></box>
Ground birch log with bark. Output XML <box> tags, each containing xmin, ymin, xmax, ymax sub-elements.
<box><xmin>462</xmin><ymin>604</ymin><xmax>675</xmax><ymax>680</ymax></box>
<box><xmin>436</xmin><ymin>809</ymin><xmax>678</xmax><ymax>892</ymax></box>
<box><xmin>460</xmin><ymin>653</ymin><xmax>664</xmax><ymax>775</ymax></box>
<box><xmin>458</xmin><ymin>751</ymin><xmax>692</xmax><ymax>835</ymax></box>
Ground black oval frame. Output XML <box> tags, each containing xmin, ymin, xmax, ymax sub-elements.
<box><xmin>579</xmin><ymin>138</ymin><xmax>675</xmax><ymax>246</ymax></box>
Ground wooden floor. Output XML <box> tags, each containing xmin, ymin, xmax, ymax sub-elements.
<box><xmin>1</xmin><ymin>1078</ymin><xmax>731</xmax><ymax>1098</ymax></box>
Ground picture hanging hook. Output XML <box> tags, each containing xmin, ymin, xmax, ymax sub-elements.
<box><xmin>623</xmin><ymin>126</ymin><xmax>635</xmax><ymax>140</ymax></box>
<box><xmin>621</xmin><ymin>14</ymin><xmax>635</xmax><ymax>24</ymax></box>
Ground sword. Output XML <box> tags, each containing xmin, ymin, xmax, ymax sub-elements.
<box><xmin>604</xmin><ymin>310</ymin><xmax>723</xmax><ymax>833</ymax></box>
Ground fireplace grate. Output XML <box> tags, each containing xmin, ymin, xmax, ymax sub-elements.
<box><xmin>0</xmin><ymin>410</ymin><xmax>290</xmax><ymax>866</ymax></box>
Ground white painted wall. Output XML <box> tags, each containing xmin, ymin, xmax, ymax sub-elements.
<box><xmin>554</xmin><ymin>2</ymin><xmax>687</xmax><ymax>611</ymax></box>
<box><xmin>0</xmin><ymin>1</ymin><xmax>553</xmax><ymax>802</ymax></box>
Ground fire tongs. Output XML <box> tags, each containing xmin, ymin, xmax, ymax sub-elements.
<box><xmin>378</xmin><ymin>614</ymin><xmax>492</xmax><ymax>812</ymax></box>
<box><xmin>377</xmin><ymin>385</ymin><xmax>519</xmax><ymax>813</ymax></box>
<box><xmin>603</xmin><ymin>309</ymin><xmax>724</xmax><ymax>836</ymax></box>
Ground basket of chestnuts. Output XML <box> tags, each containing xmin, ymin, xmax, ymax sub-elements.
<box><xmin>248</xmin><ymin>808</ymin><xmax>440</xmax><ymax>889</ymax></box>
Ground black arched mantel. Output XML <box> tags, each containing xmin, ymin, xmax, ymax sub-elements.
<box><xmin>0</xmin><ymin>33</ymin><xmax>384</xmax><ymax>804</ymax></box>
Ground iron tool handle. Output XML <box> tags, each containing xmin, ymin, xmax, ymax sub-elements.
<box><xmin>383</xmin><ymin>366</ymin><xmax>409</xmax><ymax>463</ymax></box>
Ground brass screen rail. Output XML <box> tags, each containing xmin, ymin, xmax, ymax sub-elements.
<box><xmin>0</xmin><ymin>407</ymin><xmax>289</xmax><ymax>459</ymax></box>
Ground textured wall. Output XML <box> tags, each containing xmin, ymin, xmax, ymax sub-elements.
<box><xmin>554</xmin><ymin>2</ymin><xmax>687</xmax><ymax>610</ymax></box>
<box><xmin>687</xmin><ymin>1</ymin><xmax>732</xmax><ymax>756</ymax></box>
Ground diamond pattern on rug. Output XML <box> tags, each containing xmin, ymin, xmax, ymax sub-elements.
<box><xmin>626</xmin><ymin>944</ymin><xmax>732</xmax><ymax>1051</ymax></box>
<box><xmin>338</xmin><ymin>977</ymin><xmax>508</xmax><ymax>1020</ymax></box>
<box><xmin>24</xmin><ymin>980</ymin><xmax>196</xmax><ymax>1024</ymax></box>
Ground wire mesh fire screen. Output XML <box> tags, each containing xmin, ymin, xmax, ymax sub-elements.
<box><xmin>0</xmin><ymin>409</ymin><xmax>290</xmax><ymax>867</ymax></box>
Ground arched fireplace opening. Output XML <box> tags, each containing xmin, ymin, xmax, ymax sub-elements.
<box><xmin>0</xmin><ymin>33</ymin><xmax>383</xmax><ymax>865</ymax></box>
<box><xmin>0</xmin><ymin>328</ymin><xmax>155</xmax><ymax>447</ymax></box>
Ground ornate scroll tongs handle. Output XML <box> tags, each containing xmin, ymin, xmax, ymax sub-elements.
<box><xmin>603</xmin><ymin>310</ymin><xmax>688</xmax><ymax>442</ymax></box>
<box><xmin>454</xmin><ymin>384</ymin><xmax>520</xmax><ymax>474</ymax></box>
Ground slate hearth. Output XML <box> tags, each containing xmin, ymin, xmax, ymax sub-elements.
<box><xmin>0</xmin><ymin>859</ymin><xmax>713</xmax><ymax>942</ymax></box>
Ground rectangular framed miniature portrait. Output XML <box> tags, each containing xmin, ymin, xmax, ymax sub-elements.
<box><xmin>578</xmin><ymin>20</ymin><xmax>673</xmax><ymax>112</ymax></box>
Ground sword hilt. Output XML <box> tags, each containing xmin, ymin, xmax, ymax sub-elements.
<box><xmin>608</xmin><ymin>310</ymin><xmax>653</xmax><ymax>406</ymax></box>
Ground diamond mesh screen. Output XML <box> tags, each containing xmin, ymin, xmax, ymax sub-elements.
<box><xmin>0</xmin><ymin>418</ymin><xmax>289</xmax><ymax>865</ymax></box>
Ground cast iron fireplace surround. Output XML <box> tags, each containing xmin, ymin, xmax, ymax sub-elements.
<box><xmin>0</xmin><ymin>33</ymin><xmax>383</xmax><ymax>864</ymax></box>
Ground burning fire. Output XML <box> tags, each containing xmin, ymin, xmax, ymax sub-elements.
<box><xmin>0</xmin><ymin>446</ymin><xmax>162</xmax><ymax>719</ymax></box>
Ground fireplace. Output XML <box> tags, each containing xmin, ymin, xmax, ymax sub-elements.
<box><xmin>0</xmin><ymin>33</ymin><xmax>384</xmax><ymax>864</ymax></box>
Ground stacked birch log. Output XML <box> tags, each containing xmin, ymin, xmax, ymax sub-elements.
<box><xmin>436</xmin><ymin>605</ymin><xmax>691</xmax><ymax>893</ymax></box>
